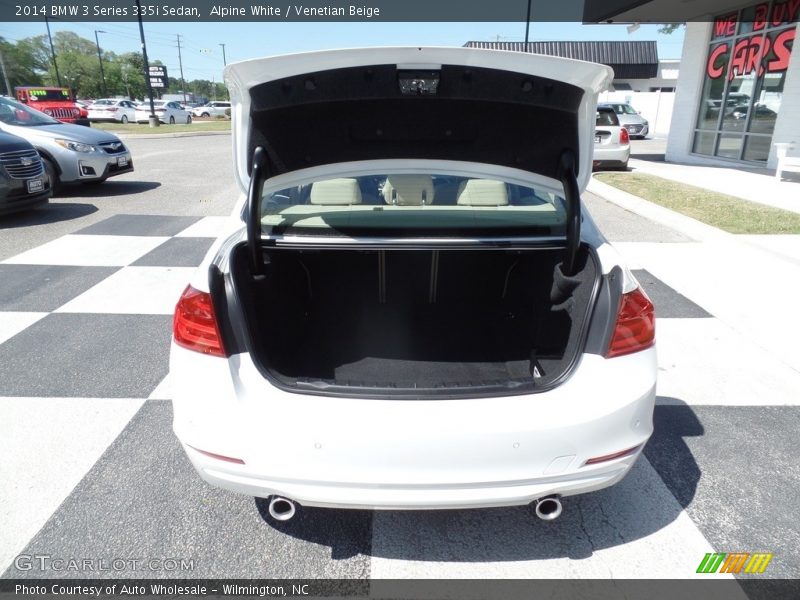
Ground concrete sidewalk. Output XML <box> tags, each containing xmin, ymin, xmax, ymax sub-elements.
<box><xmin>628</xmin><ymin>157</ymin><xmax>800</xmax><ymax>214</ymax></box>
<box><xmin>587</xmin><ymin>173</ymin><xmax>800</xmax><ymax>376</ymax></box>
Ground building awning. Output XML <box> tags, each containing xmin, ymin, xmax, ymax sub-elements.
<box><xmin>463</xmin><ymin>41</ymin><xmax>659</xmax><ymax>79</ymax></box>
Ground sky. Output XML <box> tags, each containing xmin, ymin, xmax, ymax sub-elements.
<box><xmin>0</xmin><ymin>21</ymin><xmax>685</xmax><ymax>83</ymax></box>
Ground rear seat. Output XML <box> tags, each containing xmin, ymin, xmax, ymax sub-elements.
<box><xmin>381</xmin><ymin>175</ymin><xmax>434</xmax><ymax>205</ymax></box>
<box><xmin>309</xmin><ymin>178</ymin><xmax>363</xmax><ymax>205</ymax></box>
<box><xmin>456</xmin><ymin>179</ymin><xmax>509</xmax><ymax>206</ymax></box>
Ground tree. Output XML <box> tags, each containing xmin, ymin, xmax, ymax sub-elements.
<box><xmin>658</xmin><ymin>24</ymin><xmax>685</xmax><ymax>34</ymax></box>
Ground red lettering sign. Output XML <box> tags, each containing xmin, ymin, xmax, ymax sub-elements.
<box><xmin>706</xmin><ymin>44</ymin><xmax>729</xmax><ymax>78</ymax></box>
<box><xmin>714</xmin><ymin>13</ymin><xmax>738</xmax><ymax>37</ymax></box>
<box><xmin>771</xmin><ymin>0</ymin><xmax>800</xmax><ymax>25</ymax></box>
<box><xmin>753</xmin><ymin>3</ymin><xmax>769</xmax><ymax>30</ymax></box>
<box><xmin>729</xmin><ymin>36</ymin><xmax>772</xmax><ymax>79</ymax></box>
<box><xmin>768</xmin><ymin>27</ymin><xmax>796</xmax><ymax>72</ymax></box>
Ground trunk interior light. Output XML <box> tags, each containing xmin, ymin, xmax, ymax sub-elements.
<box><xmin>398</xmin><ymin>70</ymin><xmax>440</xmax><ymax>95</ymax></box>
<box><xmin>173</xmin><ymin>285</ymin><xmax>227</xmax><ymax>357</ymax></box>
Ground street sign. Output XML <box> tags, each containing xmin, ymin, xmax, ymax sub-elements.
<box><xmin>149</xmin><ymin>65</ymin><xmax>168</xmax><ymax>88</ymax></box>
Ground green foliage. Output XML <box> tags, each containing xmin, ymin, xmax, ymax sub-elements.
<box><xmin>0</xmin><ymin>31</ymin><xmax>226</xmax><ymax>102</ymax></box>
<box><xmin>657</xmin><ymin>23</ymin><xmax>685</xmax><ymax>35</ymax></box>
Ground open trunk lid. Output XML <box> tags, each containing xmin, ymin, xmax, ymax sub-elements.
<box><xmin>224</xmin><ymin>47</ymin><xmax>613</xmax><ymax>195</ymax></box>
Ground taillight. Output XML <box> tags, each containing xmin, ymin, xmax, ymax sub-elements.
<box><xmin>107</xmin><ymin>107</ymin><xmax>118</xmax><ymax>112</ymax></box>
<box><xmin>173</xmin><ymin>285</ymin><xmax>226</xmax><ymax>357</ymax></box>
<box><xmin>619</xmin><ymin>127</ymin><xmax>630</xmax><ymax>145</ymax></box>
<box><xmin>606</xmin><ymin>287</ymin><xmax>655</xmax><ymax>358</ymax></box>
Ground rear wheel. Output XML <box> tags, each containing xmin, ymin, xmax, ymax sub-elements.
<box><xmin>120</xmin><ymin>115</ymin><xmax>128</xmax><ymax>124</ymax></box>
<box><xmin>201</xmin><ymin>112</ymin><xmax>210</xmax><ymax>117</ymax></box>
<box><xmin>169</xmin><ymin>116</ymin><xmax>176</xmax><ymax>125</ymax></box>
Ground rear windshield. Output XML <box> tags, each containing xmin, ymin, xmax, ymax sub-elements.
<box><xmin>260</xmin><ymin>174</ymin><xmax>567</xmax><ymax>237</ymax></box>
<box><xmin>610</xmin><ymin>103</ymin><xmax>638</xmax><ymax>115</ymax></box>
<box><xmin>596</xmin><ymin>109</ymin><xmax>619</xmax><ymax>127</ymax></box>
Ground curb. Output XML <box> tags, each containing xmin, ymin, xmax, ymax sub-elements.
<box><xmin>112</xmin><ymin>130</ymin><xmax>231</xmax><ymax>140</ymax></box>
<box><xmin>587</xmin><ymin>175</ymin><xmax>800</xmax><ymax>268</ymax></box>
<box><xmin>586</xmin><ymin>176</ymin><xmax>733</xmax><ymax>243</ymax></box>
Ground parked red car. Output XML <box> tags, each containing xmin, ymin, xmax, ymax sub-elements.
<box><xmin>14</xmin><ymin>87</ymin><xmax>90</xmax><ymax>126</ymax></box>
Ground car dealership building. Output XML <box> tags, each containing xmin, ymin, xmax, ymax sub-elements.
<box><xmin>601</xmin><ymin>0</ymin><xmax>799</xmax><ymax>170</ymax></box>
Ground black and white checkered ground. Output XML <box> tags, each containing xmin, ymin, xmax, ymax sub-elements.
<box><xmin>1</xmin><ymin>202</ymin><xmax>798</xmax><ymax>580</ymax></box>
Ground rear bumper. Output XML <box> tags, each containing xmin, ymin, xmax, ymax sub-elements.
<box><xmin>171</xmin><ymin>345</ymin><xmax>657</xmax><ymax>509</ymax></box>
<box><xmin>593</xmin><ymin>145</ymin><xmax>630</xmax><ymax>168</ymax></box>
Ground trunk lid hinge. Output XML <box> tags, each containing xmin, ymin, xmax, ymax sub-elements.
<box><xmin>557</xmin><ymin>151</ymin><xmax>581</xmax><ymax>277</ymax></box>
<box><xmin>247</xmin><ymin>146</ymin><xmax>268</xmax><ymax>281</ymax></box>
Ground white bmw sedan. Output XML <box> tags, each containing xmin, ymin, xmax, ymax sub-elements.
<box><xmin>170</xmin><ymin>48</ymin><xmax>656</xmax><ymax>522</ymax></box>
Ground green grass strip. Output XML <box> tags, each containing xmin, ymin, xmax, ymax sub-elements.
<box><xmin>92</xmin><ymin>120</ymin><xmax>231</xmax><ymax>134</ymax></box>
<box><xmin>595</xmin><ymin>171</ymin><xmax>800</xmax><ymax>234</ymax></box>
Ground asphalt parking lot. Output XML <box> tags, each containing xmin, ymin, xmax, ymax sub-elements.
<box><xmin>1</xmin><ymin>134</ymin><xmax>798</xmax><ymax>582</ymax></box>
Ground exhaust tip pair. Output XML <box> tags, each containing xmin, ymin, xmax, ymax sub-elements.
<box><xmin>265</xmin><ymin>494</ymin><xmax>562</xmax><ymax>522</ymax></box>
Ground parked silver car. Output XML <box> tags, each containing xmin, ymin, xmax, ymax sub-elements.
<box><xmin>602</xmin><ymin>103</ymin><xmax>649</xmax><ymax>139</ymax></box>
<box><xmin>0</xmin><ymin>95</ymin><xmax>133</xmax><ymax>191</ymax></box>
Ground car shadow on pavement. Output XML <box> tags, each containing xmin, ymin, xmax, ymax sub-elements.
<box><xmin>56</xmin><ymin>180</ymin><xmax>161</xmax><ymax>198</ymax></box>
<box><xmin>0</xmin><ymin>202</ymin><xmax>98</xmax><ymax>229</ymax></box>
<box><xmin>257</xmin><ymin>397</ymin><xmax>704</xmax><ymax>563</ymax></box>
<box><xmin>255</xmin><ymin>498</ymin><xmax>372</xmax><ymax>560</ymax></box>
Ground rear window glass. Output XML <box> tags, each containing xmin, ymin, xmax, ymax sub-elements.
<box><xmin>259</xmin><ymin>174</ymin><xmax>567</xmax><ymax>237</ymax></box>
<box><xmin>596</xmin><ymin>109</ymin><xmax>619</xmax><ymax>127</ymax></box>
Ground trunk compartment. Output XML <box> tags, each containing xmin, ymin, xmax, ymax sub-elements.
<box><xmin>227</xmin><ymin>244</ymin><xmax>598</xmax><ymax>397</ymax></box>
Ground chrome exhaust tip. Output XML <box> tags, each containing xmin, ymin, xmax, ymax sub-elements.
<box><xmin>268</xmin><ymin>496</ymin><xmax>297</xmax><ymax>521</ymax></box>
<box><xmin>533</xmin><ymin>495</ymin><xmax>563</xmax><ymax>521</ymax></box>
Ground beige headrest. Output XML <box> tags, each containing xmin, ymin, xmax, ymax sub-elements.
<box><xmin>382</xmin><ymin>175</ymin><xmax>434</xmax><ymax>206</ymax></box>
<box><xmin>309</xmin><ymin>178</ymin><xmax>363</xmax><ymax>205</ymax></box>
<box><xmin>456</xmin><ymin>179</ymin><xmax>509</xmax><ymax>206</ymax></box>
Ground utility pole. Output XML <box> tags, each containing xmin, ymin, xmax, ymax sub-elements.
<box><xmin>94</xmin><ymin>30</ymin><xmax>107</xmax><ymax>97</ymax></box>
<box><xmin>0</xmin><ymin>49</ymin><xmax>11</xmax><ymax>96</ymax></box>
<box><xmin>135</xmin><ymin>0</ymin><xmax>158</xmax><ymax>127</ymax></box>
<box><xmin>524</xmin><ymin>0</ymin><xmax>532</xmax><ymax>52</ymax></box>
<box><xmin>44</xmin><ymin>15</ymin><xmax>61</xmax><ymax>86</ymax></box>
<box><xmin>176</xmin><ymin>34</ymin><xmax>187</xmax><ymax>104</ymax></box>
<box><xmin>219</xmin><ymin>43</ymin><xmax>227</xmax><ymax>66</ymax></box>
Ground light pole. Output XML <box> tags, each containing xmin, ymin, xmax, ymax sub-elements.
<box><xmin>135</xmin><ymin>0</ymin><xmax>159</xmax><ymax>127</ymax></box>
<box><xmin>219</xmin><ymin>43</ymin><xmax>227</xmax><ymax>66</ymax></box>
<box><xmin>44</xmin><ymin>15</ymin><xmax>61</xmax><ymax>86</ymax></box>
<box><xmin>94</xmin><ymin>30</ymin><xmax>107</xmax><ymax>97</ymax></box>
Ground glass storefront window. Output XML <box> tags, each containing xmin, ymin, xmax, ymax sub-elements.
<box><xmin>693</xmin><ymin>2</ymin><xmax>797</xmax><ymax>163</ymax></box>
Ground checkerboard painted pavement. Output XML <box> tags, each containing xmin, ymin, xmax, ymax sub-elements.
<box><xmin>1</xmin><ymin>212</ymin><xmax>799</xmax><ymax>581</ymax></box>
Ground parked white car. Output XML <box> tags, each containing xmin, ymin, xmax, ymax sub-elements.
<box><xmin>87</xmin><ymin>98</ymin><xmax>138</xmax><ymax>124</ymax></box>
<box><xmin>593</xmin><ymin>105</ymin><xmax>630</xmax><ymax>170</ymax></box>
<box><xmin>170</xmin><ymin>48</ymin><xmax>656</xmax><ymax>522</ymax></box>
<box><xmin>134</xmin><ymin>100</ymin><xmax>192</xmax><ymax>124</ymax></box>
<box><xmin>192</xmin><ymin>101</ymin><xmax>231</xmax><ymax>118</ymax></box>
